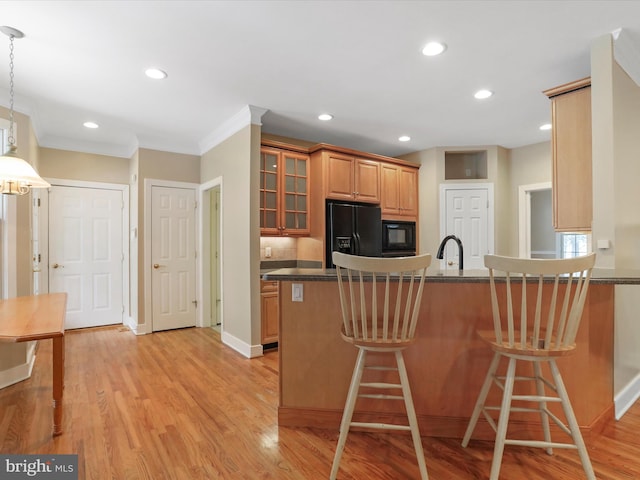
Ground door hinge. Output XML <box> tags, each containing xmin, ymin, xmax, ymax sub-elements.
<box><xmin>192</xmin><ymin>300</ymin><xmax>198</xmax><ymax>308</ymax></box>
<box><xmin>122</xmin><ymin>305</ymin><xmax>125</xmax><ymax>314</ymax></box>
<box><xmin>194</xmin><ymin>201</ymin><xmax>198</xmax><ymax>209</ymax></box>
<box><xmin>34</xmin><ymin>198</ymin><xmax>41</xmax><ymax>207</ymax></box>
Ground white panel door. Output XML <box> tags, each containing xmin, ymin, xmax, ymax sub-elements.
<box><xmin>445</xmin><ymin>188</ymin><xmax>488</xmax><ymax>270</ymax></box>
<box><xmin>49</xmin><ymin>186</ymin><xmax>123</xmax><ymax>329</ymax></box>
<box><xmin>151</xmin><ymin>186</ymin><xmax>196</xmax><ymax>331</ymax></box>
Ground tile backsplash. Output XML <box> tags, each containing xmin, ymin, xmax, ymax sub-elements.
<box><xmin>260</xmin><ymin>237</ymin><xmax>297</xmax><ymax>261</ymax></box>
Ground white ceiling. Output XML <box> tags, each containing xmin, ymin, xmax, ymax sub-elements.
<box><xmin>1</xmin><ymin>0</ymin><xmax>640</xmax><ymax>159</ymax></box>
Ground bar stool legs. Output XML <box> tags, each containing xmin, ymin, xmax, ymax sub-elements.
<box><xmin>329</xmin><ymin>348</ymin><xmax>428</xmax><ymax>480</ymax></box>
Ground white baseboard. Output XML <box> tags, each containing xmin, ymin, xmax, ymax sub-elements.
<box><xmin>124</xmin><ymin>316</ymin><xmax>148</xmax><ymax>335</ymax></box>
<box><xmin>615</xmin><ymin>372</ymin><xmax>640</xmax><ymax>420</ymax></box>
<box><xmin>221</xmin><ymin>331</ymin><xmax>263</xmax><ymax>358</ymax></box>
<box><xmin>0</xmin><ymin>343</ymin><xmax>37</xmax><ymax>389</ymax></box>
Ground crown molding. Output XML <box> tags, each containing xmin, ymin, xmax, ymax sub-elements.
<box><xmin>198</xmin><ymin>105</ymin><xmax>269</xmax><ymax>155</ymax></box>
<box><xmin>612</xmin><ymin>28</ymin><xmax>640</xmax><ymax>87</ymax></box>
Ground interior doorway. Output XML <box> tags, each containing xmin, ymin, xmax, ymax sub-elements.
<box><xmin>199</xmin><ymin>178</ymin><xmax>223</xmax><ymax>333</ymax></box>
<box><xmin>43</xmin><ymin>181</ymin><xmax>129</xmax><ymax>329</ymax></box>
<box><xmin>518</xmin><ymin>182</ymin><xmax>553</xmax><ymax>258</ymax></box>
<box><xmin>210</xmin><ymin>186</ymin><xmax>221</xmax><ymax>327</ymax></box>
<box><xmin>439</xmin><ymin>183</ymin><xmax>494</xmax><ymax>270</ymax></box>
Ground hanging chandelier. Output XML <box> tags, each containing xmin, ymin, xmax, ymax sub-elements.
<box><xmin>0</xmin><ymin>26</ymin><xmax>49</xmax><ymax>195</ymax></box>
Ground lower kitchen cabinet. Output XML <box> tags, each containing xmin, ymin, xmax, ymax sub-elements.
<box><xmin>261</xmin><ymin>280</ymin><xmax>279</xmax><ymax>345</ymax></box>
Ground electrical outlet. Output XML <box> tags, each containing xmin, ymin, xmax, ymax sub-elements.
<box><xmin>292</xmin><ymin>283</ymin><xmax>303</xmax><ymax>302</ymax></box>
<box><xmin>265</xmin><ymin>246</ymin><xmax>272</xmax><ymax>258</ymax></box>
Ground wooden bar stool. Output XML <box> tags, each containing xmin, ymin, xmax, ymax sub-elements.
<box><xmin>330</xmin><ymin>251</ymin><xmax>432</xmax><ymax>480</ymax></box>
<box><xmin>461</xmin><ymin>253</ymin><xmax>596</xmax><ymax>480</ymax></box>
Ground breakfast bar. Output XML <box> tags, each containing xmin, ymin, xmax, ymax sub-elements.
<box><xmin>264</xmin><ymin>268</ymin><xmax>638</xmax><ymax>441</ymax></box>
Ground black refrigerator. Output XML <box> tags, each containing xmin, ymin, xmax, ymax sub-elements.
<box><xmin>326</xmin><ymin>201</ymin><xmax>382</xmax><ymax>268</ymax></box>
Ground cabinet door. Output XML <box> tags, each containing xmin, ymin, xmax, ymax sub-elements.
<box><xmin>551</xmin><ymin>86</ymin><xmax>592</xmax><ymax>231</ymax></box>
<box><xmin>398</xmin><ymin>167</ymin><xmax>418</xmax><ymax>218</ymax></box>
<box><xmin>354</xmin><ymin>159</ymin><xmax>380</xmax><ymax>203</ymax></box>
<box><xmin>260</xmin><ymin>148</ymin><xmax>281</xmax><ymax>235</ymax></box>
<box><xmin>281</xmin><ymin>152</ymin><xmax>310</xmax><ymax>235</ymax></box>
<box><xmin>260</xmin><ymin>147</ymin><xmax>310</xmax><ymax>236</ymax></box>
<box><xmin>381</xmin><ymin>163</ymin><xmax>400</xmax><ymax>216</ymax></box>
<box><xmin>381</xmin><ymin>164</ymin><xmax>418</xmax><ymax>220</ymax></box>
<box><xmin>261</xmin><ymin>281</ymin><xmax>279</xmax><ymax>344</ymax></box>
<box><xmin>326</xmin><ymin>152</ymin><xmax>355</xmax><ymax>201</ymax></box>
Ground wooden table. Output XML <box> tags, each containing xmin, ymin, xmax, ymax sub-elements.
<box><xmin>0</xmin><ymin>293</ymin><xmax>67</xmax><ymax>435</ymax></box>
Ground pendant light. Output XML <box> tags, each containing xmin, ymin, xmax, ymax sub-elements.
<box><xmin>0</xmin><ymin>26</ymin><xmax>49</xmax><ymax>195</ymax></box>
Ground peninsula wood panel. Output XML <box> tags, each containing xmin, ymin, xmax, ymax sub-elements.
<box><xmin>278</xmin><ymin>280</ymin><xmax>614</xmax><ymax>441</ymax></box>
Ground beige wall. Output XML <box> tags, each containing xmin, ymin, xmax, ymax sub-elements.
<box><xmin>201</xmin><ymin>125</ymin><xmax>261</xmax><ymax>348</ymax></box>
<box><xmin>592</xmin><ymin>35</ymin><xmax>616</xmax><ymax>269</ymax></box>
<box><xmin>592</xmin><ymin>32</ymin><xmax>640</xmax><ymax>268</ymax></box>
<box><xmin>591</xmin><ymin>33</ymin><xmax>640</xmax><ymax>403</ymax></box>
<box><xmin>38</xmin><ymin>148</ymin><xmax>129</xmax><ymax>184</ymax></box>
<box><xmin>507</xmin><ymin>141</ymin><xmax>553</xmax><ymax>256</ymax></box>
<box><xmin>400</xmin><ymin>145</ymin><xmax>513</xmax><ymax>260</ymax></box>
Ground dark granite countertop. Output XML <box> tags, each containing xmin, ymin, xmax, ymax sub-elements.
<box><xmin>263</xmin><ymin>267</ymin><xmax>640</xmax><ymax>284</ymax></box>
<box><xmin>260</xmin><ymin>260</ymin><xmax>322</xmax><ymax>278</ymax></box>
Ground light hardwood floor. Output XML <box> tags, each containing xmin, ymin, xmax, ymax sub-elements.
<box><xmin>1</xmin><ymin>325</ymin><xmax>639</xmax><ymax>479</ymax></box>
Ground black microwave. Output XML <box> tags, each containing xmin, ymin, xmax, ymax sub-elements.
<box><xmin>381</xmin><ymin>220</ymin><xmax>416</xmax><ymax>256</ymax></box>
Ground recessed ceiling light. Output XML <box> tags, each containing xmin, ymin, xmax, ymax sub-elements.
<box><xmin>399</xmin><ymin>135</ymin><xmax>411</xmax><ymax>142</ymax></box>
<box><xmin>422</xmin><ymin>41</ymin><xmax>447</xmax><ymax>56</ymax></box>
<box><xmin>83</xmin><ymin>121</ymin><xmax>99</xmax><ymax>129</ymax></box>
<box><xmin>318</xmin><ymin>113</ymin><xmax>333</xmax><ymax>121</ymax></box>
<box><xmin>145</xmin><ymin>68</ymin><xmax>167</xmax><ymax>80</ymax></box>
<box><xmin>474</xmin><ymin>89</ymin><xmax>493</xmax><ymax>100</ymax></box>
<box><xmin>539</xmin><ymin>123</ymin><xmax>552</xmax><ymax>131</ymax></box>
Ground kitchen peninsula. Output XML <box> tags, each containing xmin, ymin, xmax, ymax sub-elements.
<box><xmin>264</xmin><ymin>267</ymin><xmax>640</xmax><ymax>441</ymax></box>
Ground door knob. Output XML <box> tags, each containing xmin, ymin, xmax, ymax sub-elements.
<box><xmin>153</xmin><ymin>263</ymin><xmax>162</xmax><ymax>269</ymax></box>
<box><xmin>52</xmin><ymin>263</ymin><xmax>61</xmax><ymax>269</ymax></box>
<box><xmin>447</xmin><ymin>261</ymin><xmax>454</xmax><ymax>266</ymax></box>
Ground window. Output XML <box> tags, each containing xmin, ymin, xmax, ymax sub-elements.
<box><xmin>558</xmin><ymin>233</ymin><xmax>590</xmax><ymax>259</ymax></box>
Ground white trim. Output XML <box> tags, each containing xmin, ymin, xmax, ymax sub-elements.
<box><xmin>143</xmin><ymin>178</ymin><xmax>199</xmax><ymax>334</ymax></box>
<box><xmin>439</xmin><ymin>182</ymin><xmax>494</xmax><ymax>269</ymax></box>
<box><xmin>44</xmin><ymin>178</ymin><xmax>130</xmax><ymax>324</ymax></box>
<box><xmin>615</xmin><ymin>372</ymin><xmax>640</xmax><ymax>420</ymax></box>
<box><xmin>221</xmin><ymin>330</ymin><xmax>263</xmax><ymax>358</ymax></box>
<box><xmin>199</xmin><ymin>105</ymin><xmax>268</xmax><ymax>154</ymax></box>
<box><xmin>518</xmin><ymin>182</ymin><xmax>552</xmax><ymax>258</ymax></box>
<box><xmin>0</xmin><ymin>342</ymin><xmax>36</xmax><ymax>389</ymax></box>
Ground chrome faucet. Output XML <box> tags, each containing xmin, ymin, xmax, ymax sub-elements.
<box><xmin>436</xmin><ymin>235</ymin><xmax>464</xmax><ymax>271</ymax></box>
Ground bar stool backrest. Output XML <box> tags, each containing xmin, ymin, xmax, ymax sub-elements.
<box><xmin>332</xmin><ymin>252</ymin><xmax>432</xmax><ymax>346</ymax></box>
<box><xmin>485</xmin><ymin>253</ymin><xmax>596</xmax><ymax>354</ymax></box>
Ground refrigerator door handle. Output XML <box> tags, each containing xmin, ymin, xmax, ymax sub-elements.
<box><xmin>353</xmin><ymin>232</ymin><xmax>361</xmax><ymax>255</ymax></box>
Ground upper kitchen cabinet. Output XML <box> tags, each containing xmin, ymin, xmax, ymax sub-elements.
<box><xmin>260</xmin><ymin>141</ymin><xmax>310</xmax><ymax>236</ymax></box>
<box><xmin>380</xmin><ymin>163</ymin><xmax>418</xmax><ymax>220</ymax></box>
<box><xmin>544</xmin><ymin>78</ymin><xmax>592</xmax><ymax>232</ymax></box>
<box><xmin>321</xmin><ymin>150</ymin><xmax>380</xmax><ymax>203</ymax></box>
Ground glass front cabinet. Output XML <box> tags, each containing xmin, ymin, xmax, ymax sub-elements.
<box><xmin>260</xmin><ymin>146</ymin><xmax>310</xmax><ymax>236</ymax></box>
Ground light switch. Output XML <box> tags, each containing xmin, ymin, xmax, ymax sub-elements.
<box><xmin>597</xmin><ymin>239</ymin><xmax>611</xmax><ymax>249</ymax></box>
<box><xmin>292</xmin><ymin>283</ymin><xmax>303</xmax><ymax>302</ymax></box>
